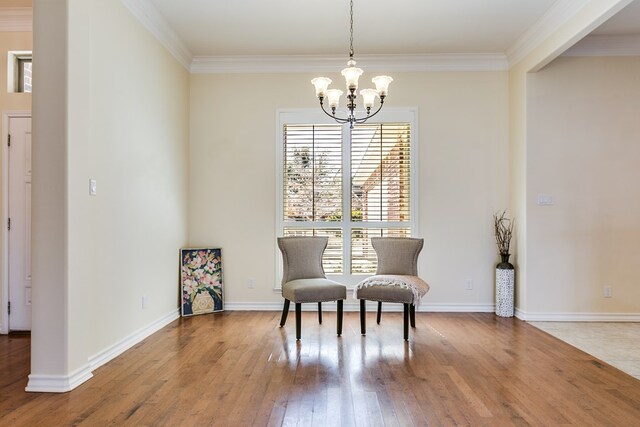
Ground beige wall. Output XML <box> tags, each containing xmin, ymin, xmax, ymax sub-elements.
<box><xmin>2</xmin><ymin>0</ymin><xmax>32</xmax><ymax>6</ymax></box>
<box><xmin>189</xmin><ymin>71</ymin><xmax>509</xmax><ymax>308</ymax></box>
<box><xmin>526</xmin><ymin>56</ymin><xmax>640</xmax><ymax>314</ymax></box>
<box><xmin>30</xmin><ymin>0</ymin><xmax>189</xmax><ymax>388</ymax></box>
<box><xmin>507</xmin><ymin>0</ymin><xmax>631</xmax><ymax>316</ymax></box>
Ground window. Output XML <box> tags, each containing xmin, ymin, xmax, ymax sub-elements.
<box><xmin>18</xmin><ymin>58</ymin><xmax>32</xmax><ymax>93</ymax></box>
<box><xmin>7</xmin><ymin>51</ymin><xmax>32</xmax><ymax>93</ymax></box>
<box><xmin>277</xmin><ymin>110</ymin><xmax>417</xmax><ymax>285</ymax></box>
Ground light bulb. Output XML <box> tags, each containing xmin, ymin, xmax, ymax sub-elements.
<box><xmin>341</xmin><ymin>59</ymin><xmax>363</xmax><ymax>91</ymax></box>
<box><xmin>311</xmin><ymin>77</ymin><xmax>332</xmax><ymax>98</ymax></box>
<box><xmin>359</xmin><ymin>89</ymin><xmax>378</xmax><ymax>109</ymax></box>
<box><xmin>326</xmin><ymin>89</ymin><xmax>344</xmax><ymax>109</ymax></box>
<box><xmin>372</xmin><ymin>75</ymin><xmax>393</xmax><ymax>96</ymax></box>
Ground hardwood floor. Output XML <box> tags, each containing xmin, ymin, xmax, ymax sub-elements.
<box><xmin>2</xmin><ymin>312</ymin><xmax>640</xmax><ymax>426</ymax></box>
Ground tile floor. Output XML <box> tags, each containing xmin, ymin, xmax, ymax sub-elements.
<box><xmin>530</xmin><ymin>322</ymin><xmax>640</xmax><ymax>380</ymax></box>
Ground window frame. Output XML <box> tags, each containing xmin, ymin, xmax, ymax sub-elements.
<box><xmin>7</xmin><ymin>51</ymin><xmax>32</xmax><ymax>94</ymax></box>
<box><xmin>275</xmin><ymin>108</ymin><xmax>419</xmax><ymax>288</ymax></box>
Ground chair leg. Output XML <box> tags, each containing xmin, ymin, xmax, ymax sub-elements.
<box><xmin>360</xmin><ymin>299</ymin><xmax>366</xmax><ymax>335</ymax></box>
<box><xmin>337</xmin><ymin>300</ymin><xmax>343</xmax><ymax>336</ymax></box>
<box><xmin>318</xmin><ymin>302</ymin><xmax>322</xmax><ymax>324</ymax></box>
<box><xmin>376</xmin><ymin>301</ymin><xmax>382</xmax><ymax>324</ymax></box>
<box><xmin>410</xmin><ymin>303</ymin><xmax>416</xmax><ymax>328</ymax></box>
<box><xmin>403</xmin><ymin>303</ymin><xmax>409</xmax><ymax>341</ymax></box>
<box><xmin>280</xmin><ymin>299</ymin><xmax>290</xmax><ymax>327</ymax></box>
<box><xmin>295</xmin><ymin>303</ymin><xmax>302</xmax><ymax>340</ymax></box>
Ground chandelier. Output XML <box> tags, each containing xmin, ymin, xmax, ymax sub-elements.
<box><xmin>311</xmin><ymin>0</ymin><xmax>393</xmax><ymax>128</ymax></box>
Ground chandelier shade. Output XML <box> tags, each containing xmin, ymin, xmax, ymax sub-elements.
<box><xmin>311</xmin><ymin>0</ymin><xmax>393</xmax><ymax>128</ymax></box>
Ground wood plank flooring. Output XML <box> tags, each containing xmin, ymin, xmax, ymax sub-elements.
<box><xmin>2</xmin><ymin>312</ymin><xmax>640</xmax><ymax>426</ymax></box>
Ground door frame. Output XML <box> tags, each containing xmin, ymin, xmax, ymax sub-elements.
<box><xmin>1</xmin><ymin>110</ymin><xmax>31</xmax><ymax>334</ymax></box>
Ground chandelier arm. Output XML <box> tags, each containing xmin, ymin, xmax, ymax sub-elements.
<box><xmin>355</xmin><ymin>98</ymin><xmax>385</xmax><ymax>123</ymax></box>
<box><xmin>319</xmin><ymin>100</ymin><xmax>350</xmax><ymax>124</ymax></box>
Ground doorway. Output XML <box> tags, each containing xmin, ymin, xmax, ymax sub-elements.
<box><xmin>1</xmin><ymin>112</ymin><xmax>32</xmax><ymax>333</ymax></box>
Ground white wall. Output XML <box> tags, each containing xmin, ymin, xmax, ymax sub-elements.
<box><xmin>30</xmin><ymin>0</ymin><xmax>189</xmax><ymax>390</ymax></box>
<box><xmin>189</xmin><ymin>71</ymin><xmax>509</xmax><ymax>309</ymax></box>
<box><xmin>526</xmin><ymin>56</ymin><xmax>640</xmax><ymax>315</ymax></box>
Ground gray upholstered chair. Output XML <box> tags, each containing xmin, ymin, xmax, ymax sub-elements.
<box><xmin>277</xmin><ymin>236</ymin><xmax>347</xmax><ymax>340</ymax></box>
<box><xmin>355</xmin><ymin>237</ymin><xmax>429</xmax><ymax>340</ymax></box>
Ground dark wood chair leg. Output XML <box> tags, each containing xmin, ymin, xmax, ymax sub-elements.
<box><xmin>410</xmin><ymin>304</ymin><xmax>416</xmax><ymax>328</ymax></box>
<box><xmin>337</xmin><ymin>300</ymin><xmax>343</xmax><ymax>336</ymax></box>
<box><xmin>360</xmin><ymin>299</ymin><xmax>366</xmax><ymax>335</ymax></box>
<box><xmin>295</xmin><ymin>303</ymin><xmax>302</xmax><ymax>340</ymax></box>
<box><xmin>318</xmin><ymin>302</ymin><xmax>322</xmax><ymax>324</ymax></box>
<box><xmin>376</xmin><ymin>301</ymin><xmax>382</xmax><ymax>324</ymax></box>
<box><xmin>403</xmin><ymin>303</ymin><xmax>409</xmax><ymax>341</ymax></box>
<box><xmin>280</xmin><ymin>299</ymin><xmax>290</xmax><ymax>327</ymax></box>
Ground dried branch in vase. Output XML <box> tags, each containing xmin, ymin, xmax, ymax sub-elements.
<box><xmin>493</xmin><ymin>210</ymin><xmax>514</xmax><ymax>256</ymax></box>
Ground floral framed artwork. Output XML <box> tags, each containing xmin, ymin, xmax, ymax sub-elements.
<box><xmin>180</xmin><ymin>248</ymin><xmax>224</xmax><ymax>316</ymax></box>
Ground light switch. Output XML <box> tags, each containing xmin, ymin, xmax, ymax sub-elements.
<box><xmin>537</xmin><ymin>194</ymin><xmax>553</xmax><ymax>206</ymax></box>
<box><xmin>89</xmin><ymin>179</ymin><xmax>97</xmax><ymax>196</ymax></box>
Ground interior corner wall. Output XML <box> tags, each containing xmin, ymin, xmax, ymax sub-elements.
<box><xmin>30</xmin><ymin>0</ymin><xmax>68</xmax><ymax>380</ymax></box>
<box><xmin>73</xmin><ymin>0</ymin><xmax>190</xmax><ymax>364</ymax></box>
<box><xmin>189</xmin><ymin>71</ymin><xmax>509</xmax><ymax>309</ymax></box>
<box><xmin>508</xmin><ymin>68</ymin><xmax>527</xmax><ymax>313</ymax></box>
<box><xmin>30</xmin><ymin>0</ymin><xmax>189</xmax><ymax>390</ymax></box>
<box><xmin>526</xmin><ymin>56</ymin><xmax>640</xmax><ymax>315</ymax></box>
<box><xmin>506</xmin><ymin>0</ymin><xmax>631</xmax><ymax>318</ymax></box>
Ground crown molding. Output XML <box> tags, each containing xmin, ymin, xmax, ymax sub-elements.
<box><xmin>190</xmin><ymin>53</ymin><xmax>508</xmax><ymax>74</ymax></box>
<box><xmin>120</xmin><ymin>0</ymin><xmax>192</xmax><ymax>70</ymax></box>
<box><xmin>0</xmin><ymin>7</ymin><xmax>32</xmax><ymax>32</ymax></box>
<box><xmin>562</xmin><ymin>34</ymin><xmax>640</xmax><ymax>56</ymax></box>
<box><xmin>506</xmin><ymin>0</ymin><xmax>591</xmax><ymax>67</ymax></box>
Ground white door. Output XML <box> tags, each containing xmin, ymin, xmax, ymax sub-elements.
<box><xmin>8</xmin><ymin>116</ymin><xmax>32</xmax><ymax>331</ymax></box>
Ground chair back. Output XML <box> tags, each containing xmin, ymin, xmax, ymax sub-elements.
<box><xmin>278</xmin><ymin>236</ymin><xmax>328</xmax><ymax>285</ymax></box>
<box><xmin>371</xmin><ymin>237</ymin><xmax>424</xmax><ymax>276</ymax></box>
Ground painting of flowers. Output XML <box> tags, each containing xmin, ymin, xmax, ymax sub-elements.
<box><xmin>180</xmin><ymin>248</ymin><xmax>224</xmax><ymax>316</ymax></box>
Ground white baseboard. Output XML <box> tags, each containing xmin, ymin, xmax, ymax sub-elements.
<box><xmin>26</xmin><ymin>308</ymin><xmax>179</xmax><ymax>393</ymax></box>
<box><xmin>516</xmin><ymin>308</ymin><xmax>640</xmax><ymax>322</ymax></box>
<box><xmin>26</xmin><ymin>364</ymin><xmax>93</xmax><ymax>393</ymax></box>
<box><xmin>224</xmin><ymin>302</ymin><xmax>495</xmax><ymax>313</ymax></box>
<box><xmin>88</xmin><ymin>308</ymin><xmax>180</xmax><ymax>371</ymax></box>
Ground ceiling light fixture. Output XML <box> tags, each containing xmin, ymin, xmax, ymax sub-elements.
<box><xmin>311</xmin><ymin>0</ymin><xmax>393</xmax><ymax>128</ymax></box>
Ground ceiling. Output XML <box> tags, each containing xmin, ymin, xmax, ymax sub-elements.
<box><xmin>592</xmin><ymin>0</ymin><xmax>640</xmax><ymax>35</ymax></box>
<box><xmin>149</xmin><ymin>0</ymin><xmax>558</xmax><ymax>57</ymax></box>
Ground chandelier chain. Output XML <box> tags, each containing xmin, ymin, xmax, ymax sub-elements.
<box><xmin>349</xmin><ymin>0</ymin><xmax>354</xmax><ymax>59</ymax></box>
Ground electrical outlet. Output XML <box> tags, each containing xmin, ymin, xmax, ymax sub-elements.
<box><xmin>604</xmin><ymin>286</ymin><xmax>612</xmax><ymax>298</ymax></box>
<box><xmin>248</xmin><ymin>278</ymin><xmax>255</xmax><ymax>289</ymax></box>
<box><xmin>466</xmin><ymin>279</ymin><xmax>473</xmax><ymax>290</ymax></box>
<box><xmin>142</xmin><ymin>295</ymin><xmax>148</xmax><ymax>308</ymax></box>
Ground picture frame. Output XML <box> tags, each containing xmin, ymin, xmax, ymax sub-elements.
<box><xmin>180</xmin><ymin>248</ymin><xmax>224</xmax><ymax>316</ymax></box>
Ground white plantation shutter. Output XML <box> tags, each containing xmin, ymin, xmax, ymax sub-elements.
<box><xmin>278</xmin><ymin>112</ymin><xmax>415</xmax><ymax>283</ymax></box>
<box><xmin>351</xmin><ymin>123</ymin><xmax>411</xmax><ymax>223</ymax></box>
<box><xmin>283</xmin><ymin>124</ymin><xmax>342</xmax><ymax>222</ymax></box>
<box><xmin>350</xmin><ymin>123</ymin><xmax>412</xmax><ymax>274</ymax></box>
